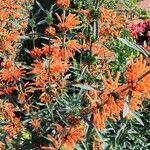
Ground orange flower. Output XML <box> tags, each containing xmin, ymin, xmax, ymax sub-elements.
<box><xmin>1</xmin><ymin>59</ymin><xmax>12</xmax><ymax>69</ymax></box>
<box><xmin>39</xmin><ymin>92</ymin><xmax>51</xmax><ymax>103</ymax></box>
<box><xmin>2</xmin><ymin>102</ymin><xmax>22</xmax><ymax>138</ymax></box>
<box><xmin>56</xmin><ymin>0</ymin><xmax>70</xmax><ymax>8</ymax></box>
<box><xmin>0</xmin><ymin>85</ymin><xmax>16</xmax><ymax>95</ymax></box>
<box><xmin>86</xmin><ymin>71</ymin><xmax>126</xmax><ymax>130</ymax></box>
<box><xmin>125</xmin><ymin>55</ymin><xmax>150</xmax><ymax>98</ymax></box>
<box><xmin>61</xmin><ymin>126</ymin><xmax>85</xmax><ymax>150</ymax></box>
<box><xmin>92</xmin><ymin>104</ymin><xmax>107</xmax><ymax>130</ymax></box>
<box><xmin>82</xmin><ymin>43</ymin><xmax>114</xmax><ymax>58</ymax></box>
<box><xmin>100</xmin><ymin>71</ymin><xmax>125</xmax><ymax>120</ymax></box>
<box><xmin>0</xmin><ymin>142</ymin><xmax>5</xmax><ymax>150</ymax></box>
<box><xmin>99</xmin><ymin>7</ymin><xmax>125</xmax><ymax>41</ymax></box>
<box><xmin>45</xmin><ymin>26</ymin><xmax>56</xmax><ymax>37</ymax></box>
<box><xmin>41</xmin><ymin>125</ymin><xmax>84</xmax><ymax>150</ymax></box>
<box><xmin>1</xmin><ymin>68</ymin><xmax>23</xmax><ymax>82</ymax></box>
<box><xmin>30</xmin><ymin>119</ymin><xmax>41</xmax><ymax>129</ymax></box>
<box><xmin>18</xmin><ymin>92</ymin><xmax>26</xmax><ymax>104</ymax></box>
<box><xmin>34</xmin><ymin>74</ymin><xmax>48</xmax><ymax>88</ymax></box>
<box><xmin>61</xmin><ymin>40</ymin><xmax>81</xmax><ymax>59</ymax></box>
<box><xmin>30</xmin><ymin>47</ymin><xmax>43</xmax><ymax>59</ymax></box>
<box><xmin>42</xmin><ymin>45</ymin><xmax>60</xmax><ymax>57</ymax></box>
<box><xmin>56</xmin><ymin>13</ymin><xmax>80</xmax><ymax>31</ymax></box>
<box><xmin>0</xmin><ymin>66</ymin><xmax>24</xmax><ymax>83</ymax></box>
<box><xmin>3</xmin><ymin>125</ymin><xmax>18</xmax><ymax>138</ymax></box>
<box><xmin>49</xmin><ymin>58</ymin><xmax>69</xmax><ymax>77</ymax></box>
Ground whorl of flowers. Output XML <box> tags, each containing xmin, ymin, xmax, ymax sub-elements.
<box><xmin>0</xmin><ymin>0</ymin><xmax>150</xmax><ymax>149</ymax></box>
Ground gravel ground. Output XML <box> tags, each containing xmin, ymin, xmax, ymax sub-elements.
<box><xmin>137</xmin><ymin>0</ymin><xmax>150</xmax><ymax>11</ymax></box>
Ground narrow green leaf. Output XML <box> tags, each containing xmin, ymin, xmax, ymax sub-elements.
<box><xmin>123</xmin><ymin>90</ymin><xmax>132</xmax><ymax>118</ymax></box>
<box><xmin>132</xmin><ymin>112</ymin><xmax>144</xmax><ymax>126</ymax></box>
<box><xmin>115</xmin><ymin>124</ymin><xmax>126</xmax><ymax>145</ymax></box>
<box><xmin>36</xmin><ymin>1</ymin><xmax>47</xmax><ymax>13</ymax></box>
<box><xmin>95</xmin><ymin>128</ymin><xmax>103</xmax><ymax>141</ymax></box>
<box><xmin>118</xmin><ymin>38</ymin><xmax>150</xmax><ymax>57</ymax></box>
<box><xmin>72</xmin><ymin>84</ymin><xmax>96</xmax><ymax>91</ymax></box>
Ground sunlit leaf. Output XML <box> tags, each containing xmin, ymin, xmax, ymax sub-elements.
<box><xmin>72</xmin><ymin>84</ymin><xmax>96</xmax><ymax>91</ymax></box>
<box><xmin>118</xmin><ymin>37</ymin><xmax>150</xmax><ymax>57</ymax></box>
<box><xmin>132</xmin><ymin>112</ymin><xmax>144</xmax><ymax>126</ymax></box>
<box><xmin>123</xmin><ymin>90</ymin><xmax>132</xmax><ymax>118</ymax></box>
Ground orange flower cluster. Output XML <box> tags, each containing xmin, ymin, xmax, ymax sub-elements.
<box><xmin>0</xmin><ymin>102</ymin><xmax>22</xmax><ymax>139</ymax></box>
<box><xmin>86</xmin><ymin>72</ymin><xmax>124</xmax><ymax>130</ymax></box>
<box><xmin>56</xmin><ymin>13</ymin><xmax>80</xmax><ymax>31</ymax></box>
<box><xmin>56</xmin><ymin>0</ymin><xmax>70</xmax><ymax>8</ymax></box>
<box><xmin>99</xmin><ymin>7</ymin><xmax>125</xmax><ymax>41</ymax></box>
<box><xmin>0</xmin><ymin>0</ymin><xmax>28</xmax><ymax>146</ymax></box>
<box><xmin>85</xmin><ymin>55</ymin><xmax>150</xmax><ymax>131</ymax></box>
<box><xmin>79</xmin><ymin>7</ymin><xmax>125</xmax><ymax>43</ymax></box>
<box><xmin>125</xmin><ymin>55</ymin><xmax>150</xmax><ymax>111</ymax></box>
<box><xmin>41</xmin><ymin>125</ymin><xmax>85</xmax><ymax>150</ymax></box>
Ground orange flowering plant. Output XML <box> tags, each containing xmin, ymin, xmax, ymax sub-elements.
<box><xmin>0</xmin><ymin>0</ymin><xmax>150</xmax><ymax>149</ymax></box>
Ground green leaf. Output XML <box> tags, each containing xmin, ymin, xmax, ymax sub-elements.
<box><xmin>132</xmin><ymin>112</ymin><xmax>144</xmax><ymax>126</ymax></box>
<box><xmin>95</xmin><ymin>128</ymin><xmax>103</xmax><ymax>141</ymax></box>
<box><xmin>77</xmin><ymin>65</ymin><xmax>88</xmax><ymax>82</ymax></box>
<box><xmin>118</xmin><ymin>38</ymin><xmax>150</xmax><ymax>57</ymax></box>
<box><xmin>36</xmin><ymin>1</ymin><xmax>47</xmax><ymax>13</ymax></box>
<box><xmin>72</xmin><ymin>84</ymin><xmax>96</xmax><ymax>91</ymax></box>
<box><xmin>123</xmin><ymin>90</ymin><xmax>132</xmax><ymax>118</ymax></box>
<box><xmin>115</xmin><ymin>124</ymin><xmax>126</xmax><ymax>146</ymax></box>
<box><xmin>37</xmin><ymin>20</ymin><xmax>47</xmax><ymax>25</ymax></box>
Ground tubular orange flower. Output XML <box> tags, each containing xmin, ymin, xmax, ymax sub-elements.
<box><xmin>39</xmin><ymin>92</ymin><xmax>51</xmax><ymax>103</ymax></box>
<box><xmin>0</xmin><ymin>64</ymin><xmax>25</xmax><ymax>83</ymax></box>
<box><xmin>92</xmin><ymin>104</ymin><xmax>107</xmax><ymax>130</ymax></box>
<box><xmin>56</xmin><ymin>0</ymin><xmax>70</xmax><ymax>8</ymax></box>
<box><xmin>49</xmin><ymin>58</ymin><xmax>69</xmax><ymax>77</ymax></box>
<box><xmin>61</xmin><ymin>40</ymin><xmax>81</xmax><ymax>59</ymax></box>
<box><xmin>0</xmin><ymin>83</ymin><xmax>16</xmax><ymax>95</ymax></box>
<box><xmin>82</xmin><ymin>43</ymin><xmax>114</xmax><ymax>58</ymax></box>
<box><xmin>2</xmin><ymin>102</ymin><xmax>22</xmax><ymax>138</ymax></box>
<box><xmin>99</xmin><ymin>7</ymin><xmax>125</xmax><ymax>41</ymax></box>
<box><xmin>61</xmin><ymin>126</ymin><xmax>85</xmax><ymax>150</ymax></box>
<box><xmin>125</xmin><ymin>55</ymin><xmax>150</xmax><ymax>98</ymax></box>
<box><xmin>3</xmin><ymin>125</ymin><xmax>18</xmax><ymax>138</ymax></box>
<box><xmin>0</xmin><ymin>142</ymin><xmax>5</xmax><ymax>150</ymax></box>
<box><xmin>56</xmin><ymin>13</ymin><xmax>80</xmax><ymax>31</ymax></box>
<box><xmin>45</xmin><ymin>26</ymin><xmax>56</xmax><ymax>37</ymax></box>
<box><xmin>100</xmin><ymin>71</ymin><xmax>125</xmax><ymax>121</ymax></box>
<box><xmin>41</xmin><ymin>125</ymin><xmax>84</xmax><ymax>150</ymax></box>
<box><xmin>30</xmin><ymin>119</ymin><xmax>41</xmax><ymax>129</ymax></box>
<box><xmin>18</xmin><ymin>92</ymin><xmax>26</xmax><ymax>104</ymax></box>
<box><xmin>30</xmin><ymin>47</ymin><xmax>43</xmax><ymax>59</ymax></box>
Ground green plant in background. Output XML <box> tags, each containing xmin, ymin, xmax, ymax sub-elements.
<box><xmin>0</xmin><ymin>0</ymin><xmax>150</xmax><ymax>150</ymax></box>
